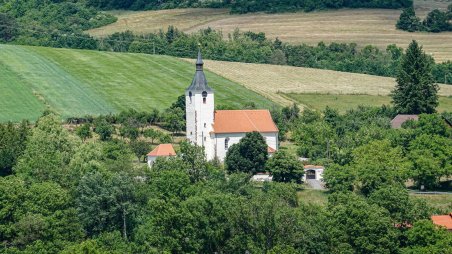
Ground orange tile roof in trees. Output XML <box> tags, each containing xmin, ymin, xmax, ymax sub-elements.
<box><xmin>147</xmin><ymin>144</ymin><xmax>176</xmax><ymax>157</ymax></box>
<box><xmin>431</xmin><ymin>213</ymin><xmax>452</xmax><ymax>230</ymax></box>
<box><xmin>213</xmin><ymin>110</ymin><xmax>278</xmax><ymax>134</ymax></box>
<box><xmin>267</xmin><ymin>146</ymin><xmax>276</xmax><ymax>153</ymax></box>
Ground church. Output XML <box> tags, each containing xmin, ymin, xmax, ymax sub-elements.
<box><xmin>185</xmin><ymin>51</ymin><xmax>279</xmax><ymax>161</ymax></box>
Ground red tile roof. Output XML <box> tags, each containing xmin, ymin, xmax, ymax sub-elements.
<box><xmin>304</xmin><ymin>165</ymin><xmax>324</xmax><ymax>169</ymax></box>
<box><xmin>267</xmin><ymin>146</ymin><xmax>276</xmax><ymax>153</ymax></box>
<box><xmin>147</xmin><ymin>144</ymin><xmax>176</xmax><ymax>157</ymax></box>
<box><xmin>213</xmin><ymin>110</ymin><xmax>278</xmax><ymax>134</ymax></box>
<box><xmin>390</xmin><ymin>114</ymin><xmax>419</xmax><ymax>129</ymax></box>
<box><xmin>431</xmin><ymin>213</ymin><xmax>452</xmax><ymax>230</ymax></box>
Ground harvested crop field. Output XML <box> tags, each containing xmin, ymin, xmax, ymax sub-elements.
<box><xmin>88</xmin><ymin>0</ymin><xmax>452</xmax><ymax>62</ymax></box>
<box><xmin>195</xmin><ymin>59</ymin><xmax>452</xmax><ymax>106</ymax></box>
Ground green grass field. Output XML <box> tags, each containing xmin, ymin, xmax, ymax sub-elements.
<box><xmin>0</xmin><ymin>44</ymin><xmax>274</xmax><ymax>122</ymax></box>
<box><xmin>284</xmin><ymin>93</ymin><xmax>452</xmax><ymax>113</ymax></box>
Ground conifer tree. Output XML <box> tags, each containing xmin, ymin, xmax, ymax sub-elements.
<box><xmin>391</xmin><ymin>40</ymin><xmax>438</xmax><ymax>114</ymax></box>
<box><xmin>396</xmin><ymin>7</ymin><xmax>421</xmax><ymax>32</ymax></box>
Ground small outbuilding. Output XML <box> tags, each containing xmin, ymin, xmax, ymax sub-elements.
<box><xmin>303</xmin><ymin>165</ymin><xmax>324</xmax><ymax>181</ymax></box>
<box><xmin>431</xmin><ymin>213</ymin><xmax>452</xmax><ymax>231</ymax></box>
<box><xmin>251</xmin><ymin>172</ymin><xmax>273</xmax><ymax>182</ymax></box>
<box><xmin>390</xmin><ymin>114</ymin><xmax>419</xmax><ymax>129</ymax></box>
<box><xmin>147</xmin><ymin>144</ymin><xmax>176</xmax><ymax>167</ymax></box>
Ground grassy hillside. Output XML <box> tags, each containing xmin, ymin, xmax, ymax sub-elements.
<box><xmin>88</xmin><ymin>0</ymin><xmax>452</xmax><ymax>62</ymax></box>
<box><xmin>0</xmin><ymin>44</ymin><xmax>274</xmax><ymax>122</ymax></box>
<box><xmin>284</xmin><ymin>93</ymin><xmax>452</xmax><ymax>113</ymax></box>
<box><xmin>196</xmin><ymin>59</ymin><xmax>452</xmax><ymax>106</ymax></box>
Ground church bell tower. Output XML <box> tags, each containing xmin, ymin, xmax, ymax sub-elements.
<box><xmin>185</xmin><ymin>50</ymin><xmax>215</xmax><ymax>159</ymax></box>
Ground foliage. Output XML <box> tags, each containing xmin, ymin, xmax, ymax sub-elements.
<box><xmin>0</xmin><ymin>12</ymin><xmax>17</xmax><ymax>42</ymax></box>
<box><xmin>396</xmin><ymin>7</ymin><xmax>422</xmax><ymax>32</ymax></box>
<box><xmin>397</xmin><ymin>5</ymin><xmax>452</xmax><ymax>33</ymax></box>
<box><xmin>76</xmin><ymin>171</ymin><xmax>142</xmax><ymax>240</ymax></box>
<box><xmin>13</xmin><ymin>114</ymin><xmax>80</xmax><ymax>186</ymax></box>
<box><xmin>130</xmin><ymin>140</ymin><xmax>152</xmax><ymax>162</ymax></box>
<box><xmin>392</xmin><ymin>40</ymin><xmax>439</xmax><ymax>114</ymax></box>
<box><xmin>225</xmin><ymin>132</ymin><xmax>268</xmax><ymax>174</ymax></box>
<box><xmin>93</xmin><ymin>118</ymin><xmax>115</xmax><ymax>141</ymax></box>
<box><xmin>402</xmin><ymin>220</ymin><xmax>452</xmax><ymax>253</ymax></box>
<box><xmin>350</xmin><ymin>140</ymin><xmax>410</xmax><ymax>195</ymax></box>
<box><xmin>76</xmin><ymin>123</ymin><xmax>92</xmax><ymax>141</ymax></box>
<box><xmin>266</xmin><ymin>150</ymin><xmax>304</xmax><ymax>183</ymax></box>
<box><xmin>328</xmin><ymin>192</ymin><xmax>399</xmax><ymax>254</ymax></box>
<box><xmin>0</xmin><ymin>121</ymin><xmax>30</xmax><ymax>176</ymax></box>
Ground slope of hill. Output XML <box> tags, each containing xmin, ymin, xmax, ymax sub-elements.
<box><xmin>87</xmin><ymin>0</ymin><xmax>452</xmax><ymax>62</ymax></box>
<box><xmin>195</xmin><ymin>59</ymin><xmax>452</xmax><ymax>107</ymax></box>
<box><xmin>0</xmin><ymin>44</ymin><xmax>274</xmax><ymax>122</ymax></box>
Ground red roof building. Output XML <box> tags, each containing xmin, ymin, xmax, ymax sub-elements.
<box><xmin>147</xmin><ymin>144</ymin><xmax>176</xmax><ymax>157</ymax></box>
<box><xmin>390</xmin><ymin>114</ymin><xmax>419</xmax><ymax>129</ymax></box>
<box><xmin>431</xmin><ymin>213</ymin><xmax>452</xmax><ymax>231</ymax></box>
<box><xmin>212</xmin><ymin>110</ymin><xmax>278</xmax><ymax>134</ymax></box>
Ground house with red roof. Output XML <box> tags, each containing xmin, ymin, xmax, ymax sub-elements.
<box><xmin>147</xmin><ymin>144</ymin><xmax>176</xmax><ymax>167</ymax></box>
<box><xmin>431</xmin><ymin>213</ymin><xmax>452</xmax><ymax>231</ymax></box>
<box><xmin>185</xmin><ymin>51</ymin><xmax>279</xmax><ymax>161</ymax></box>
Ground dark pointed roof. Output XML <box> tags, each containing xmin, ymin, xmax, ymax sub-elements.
<box><xmin>187</xmin><ymin>50</ymin><xmax>212</xmax><ymax>92</ymax></box>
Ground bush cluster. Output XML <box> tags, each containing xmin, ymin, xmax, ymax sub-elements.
<box><xmin>397</xmin><ymin>5</ymin><xmax>452</xmax><ymax>32</ymax></box>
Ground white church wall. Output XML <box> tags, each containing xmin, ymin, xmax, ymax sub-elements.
<box><xmin>214</xmin><ymin>132</ymin><xmax>278</xmax><ymax>161</ymax></box>
<box><xmin>185</xmin><ymin>90</ymin><xmax>214</xmax><ymax>147</ymax></box>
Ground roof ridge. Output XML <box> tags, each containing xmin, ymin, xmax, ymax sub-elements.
<box><xmin>243</xmin><ymin>111</ymin><xmax>259</xmax><ymax>132</ymax></box>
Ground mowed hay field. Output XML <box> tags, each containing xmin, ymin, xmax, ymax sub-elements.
<box><xmin>195</xmin><ymin>59</ymin><xmax>452</xmax><ymax>106</ymax></box>
<box><xmin>0</xmin><ymin>44</ymin><xmax>274</xmax><ymax>122</ymax></box>
<box><xmin>284</xmin><ymin>93</ymin><xmax>452</xmax><ymax>113</ymax></box>
<box><xmin>88</xmin><ymin>0</ymin><xmax>452</xmax><ymax>62</ymax></box>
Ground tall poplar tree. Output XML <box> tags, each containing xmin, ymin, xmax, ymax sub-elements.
<box><xmin>391</xmin><ymin>40</ymin><xmax>438</xmax><ymax>114</ymax></box>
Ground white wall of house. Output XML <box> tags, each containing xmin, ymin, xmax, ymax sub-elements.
<box><xmin>251</xmin><ymin>174</ymin><xmax>273</xmax><ymax>182</ymax></box>
<box><xmin>302</xmin><ymin>167</ymin><xmax>324</xmax><ymax>181</ymax></box>
<box><xmin>213</xmin><ymin>132</ymin><xmax>278</xmax><ymax>161</ymax></box>
<box><xmin>147</xmin><ymin>155</ymin><xmax>158</xmax><ymax>168</ymax></box>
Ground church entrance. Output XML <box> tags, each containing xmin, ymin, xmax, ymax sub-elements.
<box><xmin>306</xmin><ymin>170</ymin><xmax>316</xmax><ymax>180</ymax></box>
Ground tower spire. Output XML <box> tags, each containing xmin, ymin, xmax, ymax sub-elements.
<box><xmin>186</xmin><ymin>48</ymin><xmax>212</xmax><ymax>92</ymax></box>
<box><xmin>196</xmin><ymin>48</ymin><xmax>204</xmax><ymax>71</ymax></box>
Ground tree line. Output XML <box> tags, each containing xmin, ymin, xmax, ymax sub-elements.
<box><xmin>397</xmin><ymin>4</ymin><xmax>452</xmax><ymax>32</ymax></box>
<box><xmin>84</xmin><ymin>0</ymin><xmax>412</xmax><ymax>13</ymax></box>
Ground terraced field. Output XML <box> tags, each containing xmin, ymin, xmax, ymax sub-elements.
<box><xmin>0</xmin><ymin>44</ymin><xmax>274</xmax><ymax>122</ymax></box>
<box><xmin>88</xmin><ymin>0</ymin><xmax>452</xmax><ymax>62</ymax></box>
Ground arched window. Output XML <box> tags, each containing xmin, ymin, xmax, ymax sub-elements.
<box><xmin>225</xmin><ymin>137</ymin><xmax>230</xmax><ymax>150</ymax></box>
<box><xmin>202</xmin><ymin>91</ymin><xmax>207</xmax><ymax>104</ymax></box>
<box><xmin>189</xmin><ymin>91</ymin><xmax>192</xmax><ymax>103</ymax></box>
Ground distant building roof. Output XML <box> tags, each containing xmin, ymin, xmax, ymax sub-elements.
<box><xmin>390</xmin><ymin>114</ymin><xmax>419</xmax><ymax>129</ymax></box>
<box><xmin>186</xmin><ymin>50</ymin><xmax>212</xmax><ymax>92</ymax></box>
<box><xmin>147</xmin><ymin>144</ymin><xmax>176</xmax><ymax>157</ymax></box>
<box><xmin>431</xmin><ymin>213</ymin><xmax>452</xmax><ymax>230</ymax></box>
<box><xmin>213</xmin><ymin>110</ymin><xmax>278</xmax><ymax>134</ymax></box>
<box><xmin>267</xmin><ymin>146</ymin><xmax>276</xmax><ymax>153</ymax></box>
<box><xmin>304</xmin><ymin>165</ymin><xmax>324</xmax><ymax>169</ymax></box>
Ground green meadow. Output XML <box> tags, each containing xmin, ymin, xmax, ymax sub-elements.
<box><xmin>284</xmin><ymin>93</ymin><xmax>452</xmax><ymax>113</ymax></box>
<box><xmin>0</xmin><ymin>44</ymin><xmax>274</xmax><ymax>122</ymax></box>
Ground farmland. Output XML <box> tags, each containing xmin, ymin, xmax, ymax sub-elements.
<box><xmin>197</xmin><ymin>59</ymin><xmax>452</xmax><ymax>106</ymax></box>
<box><xmin>88</xmin><ymin>0</ymin><xmax>452</xmax><ymax>62</ymax></box>
<box><xmin>0</xmin><ymin>44</ymin><xmax>274</xmax><ymax>122</ymax></box>
<box><xmin>284</xmin><ymin>93</ymin><xmax>452</xmax><ymax>113</ymax></box>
